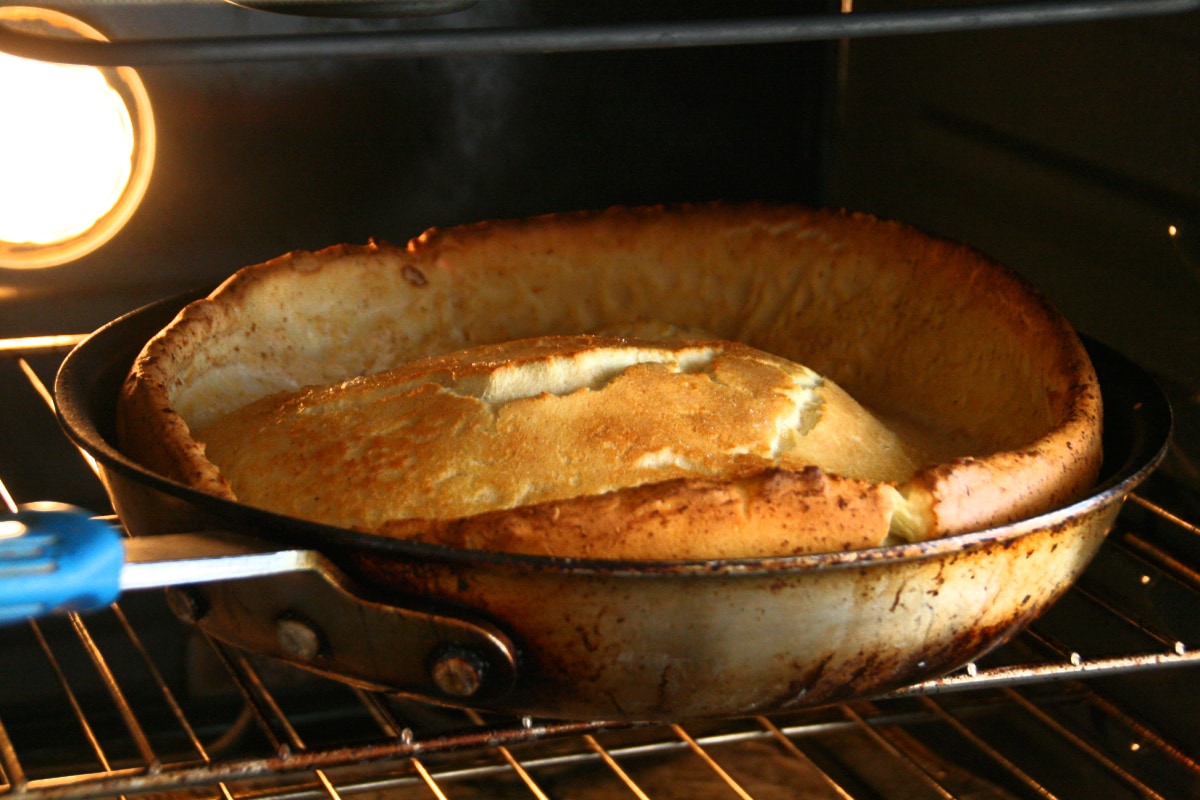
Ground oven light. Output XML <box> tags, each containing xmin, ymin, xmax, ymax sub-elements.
<box><xmin>0</xmin><ymin>7</ymin><xmax>155</xmax><ymax>270</ymax></box>
<box><xmin>0</xmin><ymin>53</ymin><xmax>132</xmax><ymax>245</ymax></box>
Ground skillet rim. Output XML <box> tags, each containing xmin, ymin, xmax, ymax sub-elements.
<box><xmin>54</xmin><ymin>289</ymin><xmax>1172</xmax><ymax>577</ymax></box>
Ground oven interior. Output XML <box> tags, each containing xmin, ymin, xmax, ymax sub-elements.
<box><xmin>1</xmin><ymin>1</ymin><xmax>1199</xmax><ymax>798</ymax></box>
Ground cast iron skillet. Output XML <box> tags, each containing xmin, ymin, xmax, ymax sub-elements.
<box><xmin>54</xmin><ymin>292</ymin><xmax>1171</xmax><ymax>721</ymax></box>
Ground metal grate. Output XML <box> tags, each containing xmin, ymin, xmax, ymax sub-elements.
<box><xmin>1</xmin><ymin>336</ymin><xmax>1199</xmax><ymax>799</ymax></box>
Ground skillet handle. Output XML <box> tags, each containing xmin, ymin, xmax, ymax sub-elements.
<box><xmin>0</xmin><ymin>504</ymin><xmax>123</xmax><ymax>624</ymax></box>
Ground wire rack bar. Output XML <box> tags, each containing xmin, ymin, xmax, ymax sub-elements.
<box><xmin>840</xmin><ymin>702</ymin><xmax>958</xmax><ymax>799</ymax></box>
<box><xmin>1</xmin><ymin>1</ymin><xmax>1198</xmax><ymax>65</ymax></box>
<box><xmin>670</xmin><ymin>723</ymin><xmax>756</xmax><ymax>800</ymax></box>
<box><xmin>0</xmin><ymin>719</ymin><xmax>26</xmax><ymax>793</ymax></box>
<box><xmin>1128</xmin><ymin>493</ymin><xmax>1200</xmax><ymax>538</ymax></box>
<box><xmin>0</xmin><ymin>479</ymin><xmax>15</xmax><ymax>517</ymax></box>
<box><xmin>1002</xmin><ymin>686</ymin><xmax>1169</xmax><ymax>800</ymax></box>
<box><xmin>1118</xmin><ymin>533</ymin><xmax>1200</xmax><ymax>601</ymax></box>
<box><xmin>4</xmin><ymin>683</ymin><xmax>628</xmax><ymax>798</ymax></box>
<box><xmin>106</xmin><ymin>605</ymin><xmax>242</xmax><ymax>800</ymax></box>
<box><xmin>27</xmin><ymin>620</ymin><xmax>115</xmax><ymax>778</ymax></box>
<box><xmin>755</xmin><ymin>716</ymin><xmax>854</xmax><ymax>800</ymax></box>
<box><xmin>17</xmin><ymin>684</ymin><xmax>1188</xmax><ymax>800</ymax></box>
<box><xmin>883</xmin><ymin>647</ymin><xmax>1197</xmax><ymax>699</ymax></box>
<box><xmin>218</xmin><ymin>643</ymin><xmax>361</xmax><ymax>799</ymax></box>
<box><xmin>1015</xmin><ymin>627</ymin><xmax>1200</xmax><ymax>781</ymax></box>
<box><xmin>914</xmin><ymin>694</ymin><xmax>1060</xmax><ymax>800</ymax></box>
<box><xmin>462</xmin><ymin>709</ymin><xmax>553</xmax><ymax>800</ymax></box>
<box><xmin>351</xmin><ymin>690</ymin><xmax>450</xmax><ymax>800</ymax></box>
<box><xmin>282</xmin><ymin>707</ymin><xmax>923</xmax><ymax>800</ymax></box>
<box><xmin>66</xmin><ymin>613</ymin><xmax>160</xmax><ymax>769</ymax></box>
<box><xmin>1077</xmin><ymin>686</ymin><xmax>1200</xmax><ymax>776</ymax></box>
<box><xmin>4</xmin><ymin>697</ymin><xmax>1013</xmax><ymax>799</ymax></box>
<box><xmin>108</xmin><ymin>604</ymin><xmax>210</xmax><ymax>767</ymax></box>
<box><xmin>0</xmin><ymin>337</ymin><xmax>87</xmax><ymax>357</ymax></box>
<box><xmin>580</xmin><ymin>732</ymin><xmax>653</xmax><ymax>800</ymax></box>
<box><xmin>1069</xmin><ymin>582</ymin><xmax>1184</xmax><ymax>649</ymax></box>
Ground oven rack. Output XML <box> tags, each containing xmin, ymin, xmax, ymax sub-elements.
<box><xmin>1</xmin><ymin>0</ymin><xmax>1199</xmax><ymax>66</ymax></box>
<box><xmin>2</xmin><ymin>336</ymin><xmax>1199</xmax><ymax>799</ymax></box>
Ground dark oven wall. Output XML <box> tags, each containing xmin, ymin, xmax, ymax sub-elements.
<box><xmin>826</xmin><ymin>3</ymin><xmax>1200</xmax><ymax>488</ymax></box>
<box><xmin>0</xmin><ymin>0</ymin><xmax>837</xmax><ymax>339</ymax></box>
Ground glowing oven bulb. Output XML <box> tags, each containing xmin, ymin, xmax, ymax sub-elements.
<box><xmin>0</xmin><ymin>6</ymin><xmax>154</xmax><ymax>269</ymax></box>
<box><xmin>0</xmin><ymin>53</ymin><xmax>135</xmax><ymax>245</ymax></box>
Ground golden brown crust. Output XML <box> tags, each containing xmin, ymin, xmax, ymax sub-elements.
<box><xmin>189</xmin><ymin>335</ymin><xmax>926</xmax><ymax>555</ymax></box>
<box><xmin>117</xmin><ymin>202</ymin><xmax>1104</xmax><ymax>557</ymax></box>
<box><xmin>376</xmin><ymin>468</ymin><xmax>903</xmax><ymax>560</ymax></box>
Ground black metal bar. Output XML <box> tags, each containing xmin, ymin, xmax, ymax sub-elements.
<box><xmin>0</xmin><ymin>0</ymin><xmax>1197</xmax><ymax>65</ymax></box>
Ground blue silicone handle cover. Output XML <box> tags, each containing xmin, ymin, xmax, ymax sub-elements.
<box><xmin>0</xmin><ymin>505</ymin><xmax>123</xmax><ymax>624</ymax></box>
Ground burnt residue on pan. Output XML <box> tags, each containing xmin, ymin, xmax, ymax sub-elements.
<box><xmin>339</xmin><ymin>505</ymin><xmax>1118</xmax><ymax>720</ymax></box>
